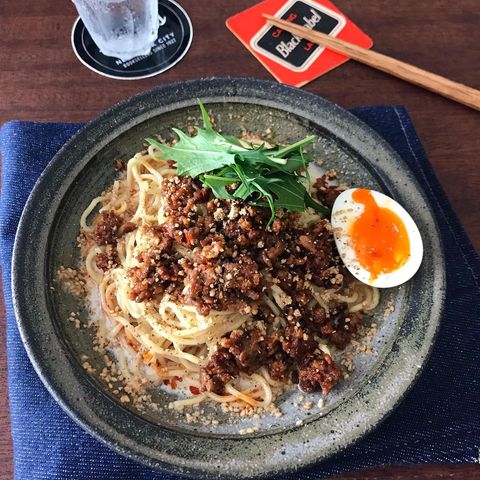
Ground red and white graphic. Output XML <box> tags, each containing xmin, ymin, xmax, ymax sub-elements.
<box><xmin>226</xmin><ymin>0</ymin><xmax>373</xmax><ymax>87</ymax></box>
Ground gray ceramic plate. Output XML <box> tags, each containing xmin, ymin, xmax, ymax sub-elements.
<box><xmin>12</xmin><ymin>78</ymin><xmax>445</xmax><ymax>478</ymax></box>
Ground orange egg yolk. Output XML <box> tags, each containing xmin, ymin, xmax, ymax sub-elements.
<box><xmin>349</xmin><ymin>189</ymin><xmax>410</xmax><ymax>280</ymax></box>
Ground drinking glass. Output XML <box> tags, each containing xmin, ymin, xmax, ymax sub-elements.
<box><xmin>72</xmin><ymin>0</ymin><xmax>159</xmax><ymax>61</ymax></box>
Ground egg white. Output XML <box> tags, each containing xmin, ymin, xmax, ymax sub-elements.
<box><xmin>331</xmin><ymin>188</ymin><xmax>423</xmax><ymax>288</ymax></box>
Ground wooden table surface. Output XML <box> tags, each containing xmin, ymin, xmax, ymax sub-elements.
<box><xmin>0</xmin><ymin>1</ymin><xmax>479</xmax><ymax>479</ymax></box>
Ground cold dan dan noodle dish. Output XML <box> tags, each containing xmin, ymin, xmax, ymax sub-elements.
<box><xmin>60</xmin><ymin>102</ymin><xmax>421</xmax><ymax>423</ymax></box>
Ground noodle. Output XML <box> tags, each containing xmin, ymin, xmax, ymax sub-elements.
<box><xmin>78</xmin><ymin>143</ymin><xmax>379</xmax><ymax>412</ymax></box>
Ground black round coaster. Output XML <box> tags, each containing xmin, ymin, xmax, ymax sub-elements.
<box><xmin>72</xmin><ymin>0</ymin><xmax>192</xmax><ymax>80</ymax></box>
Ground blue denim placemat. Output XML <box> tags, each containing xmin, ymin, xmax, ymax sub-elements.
<box><xmin>1</xmin><ymin>107</ymin><xmax>479</xmax><ymax>480</ymax></box>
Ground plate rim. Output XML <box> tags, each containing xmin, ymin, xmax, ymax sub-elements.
<box><xmin>11</xmin><ymin>77</ymin><xmax>446</xmax><ymax>479</ymax></box>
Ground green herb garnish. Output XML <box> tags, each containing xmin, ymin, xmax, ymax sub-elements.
<box><xmin>146</xmin><ymin>100</ymin><xmax>329</xmax><ymax>224</ymax></box>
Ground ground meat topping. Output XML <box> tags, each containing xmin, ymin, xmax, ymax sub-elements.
<box><xmin>282</xmin><ymin>326</ymin><xmax>317</xmax><ymax>360</ymax></box>
<box><xmin>268</xmin><ymin>355</ymin><xmax>293</xmax><ymax>381</ymax></box>
<box><xmin>222</xmin><ymin>256</ymin><xmax>261</xmax><ymax>297</ymax></box>
<box><xmin>93</xmin><ymin>174</ymin><xmax>365</xmax><ymax>397</ymax></box>
<box><xmin>114</xmin><ymin>159</ymin><xmax>127</xmax><ymax>172</ymax></box>
<box><xmin>121</xmin><ymin>221</ymin><xmax>137</xmax><ymax>234</ymax></box>
<box><xmin>200</xmin><ymin>349</ymin><xmax>239</xmax><ymax>394</ymax></box>
<box><xmin>161</xmin><ymin>175</ymin><xmax>210</xmax><ymax>217</ymax></box>
<box><xmin>94</xmin><ymin>211</ymin><xmax>122</xmax><ymax>245</ymax></box>
<box><xmin>319</xmin><ymin>311</ymin><xmax>363</xmax><ymax>349</ymax></box>
<box><xmin>221</xmin><ymin>328</ymin><xmax>274</xmax><ymax>373</ymax></box>
<box><xmin>298</xmin><ymin>353</ymin><xmax>341</xmax><ymax>395</ymax></box>
<box><xmin>312</xmin><ymin>173</ymin><xmax>346</xmax><ymax>209</ymax></box>
<box><xmin>95</xmin><ymin>245</ymin><xmax>119</xmax><ymax>271</ymax></box>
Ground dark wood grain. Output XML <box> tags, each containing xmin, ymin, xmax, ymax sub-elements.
<box><xmin>0</xmin><ymin>1</ymin><xmax>478</xmax><ymax>479</ymax></box>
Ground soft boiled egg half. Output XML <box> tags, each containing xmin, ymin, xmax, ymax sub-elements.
<box><xmin>331</xmin><ymin>188</ymin><xmax>423</xmax><ymax>288</ymax></box>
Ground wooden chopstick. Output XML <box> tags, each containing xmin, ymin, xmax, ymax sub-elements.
<box><xmin>263</xmin><ymin>14</ymin><xmax>480</xmax><ymax>111</ymax></box>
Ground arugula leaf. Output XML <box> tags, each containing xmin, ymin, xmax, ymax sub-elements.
<box><xmin>146</xmin><ymin>100</ymin><xmax>330</xmax><ymax>224</ymax></box>
<box><xmin>232</xmin><ymin>182</ymin><xmax>252</xmax><ymax>200</ymax></box>
<box><xmin>277</xmin><ymin>153</ymin><xmax>308</xmax><ymax>173</ymax></box>
<box><xmin>221</xmin><ymin>135</ymin><xmax>245</xmax><ymax>147</ymax></box>
<box><xmin>240</xmin><ymin>148</ymin><xmax>288</xmax><ymax>168</ymax></box>
<box><xmin>198</xmin><ymin>98</ymin><xmax>213</xmax><ymax>130</ymax></box>
<box><xmin>268</xmin><ymin>173</ymin><xmax>307</xmax><ymax>212</ymax></box>
<box><xmin>305</xmin><ymin>191</ymin><xmax>330</xmax><ymax>215</ymax></box>
<box><xmin>200</xmin><ymin>174</ymin><xmax>237</xmax><ymax>198</ymax></box>
<box><xmin>274</xmin><ymin>135</ymin><xmax>315</xmax><ymax>157</ymax></box>
<box><xmin>146</xmin><ymin>130</ymin><xmax>237</xmax><ymax>178</ymax></box>
<box><xmin>250</xmin><ymin>177</ymin><xmax>276</xmax><ymax>224</ymax></box>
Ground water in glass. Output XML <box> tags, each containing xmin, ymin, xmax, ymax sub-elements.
<box><xmin>72</xmin><ymin>0</ymin><xmax>159</xmax><ymax>61</ymax></box>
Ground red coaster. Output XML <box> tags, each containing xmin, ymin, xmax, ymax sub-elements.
<box><xmin>226</xmin><ymin>0</ymin><xmax>373</xmax><ymax>87</ymax></box>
